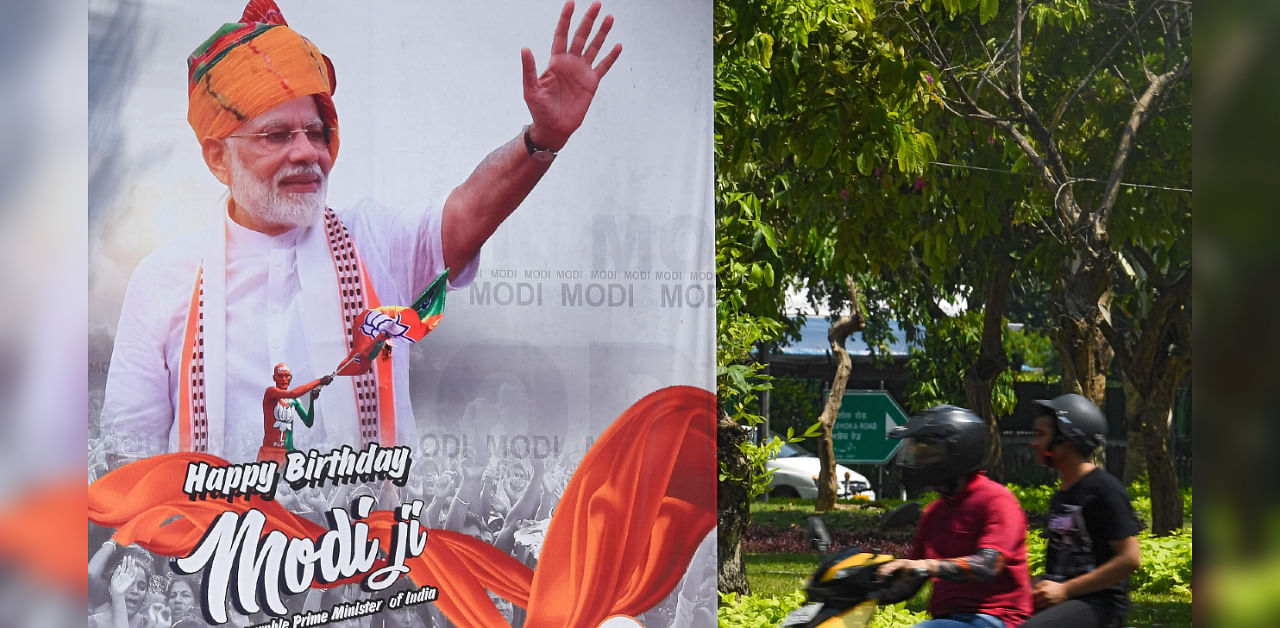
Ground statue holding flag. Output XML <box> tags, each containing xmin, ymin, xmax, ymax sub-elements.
<box><xmin>258</xmin><ymin>363</ymin><xmax>332</xmax><ymax>464</ymax></box>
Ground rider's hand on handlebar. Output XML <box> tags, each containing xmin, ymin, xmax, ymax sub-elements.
<box><xmin>872</xmin><ymin>559</ymin><xmax>932</xmax><ymax>604</ymax></box>
<box><xmin>875</xmin><ymin>558</ymin><xmax>931</xmax><ymax>581</ymax></box>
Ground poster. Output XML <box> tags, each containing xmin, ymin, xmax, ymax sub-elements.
<box><xmin>87</xmin><ymin>1</ymin><xmax>715</xmax><ymax>626</ymax></box>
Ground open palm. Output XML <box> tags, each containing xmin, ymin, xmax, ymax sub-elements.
<box><xmin>522</xmin><ymin>1</ymin><xmax>622</xmax><ymax>150</ymax></box>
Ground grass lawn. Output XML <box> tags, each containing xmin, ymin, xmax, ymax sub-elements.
<box><xmin>743</xmin><ymin>552</ymin><xmax>1192</xmax><ymax>627</ymax></box>
<box><xmin>750</xmin><ymin>497</ymin><xmax>895</xmax><ymax>531</ymax></box>
<box><xmin>744</xmin><ymin>552</ymin><xmax>818</xmax><ymax>599</ymax></box>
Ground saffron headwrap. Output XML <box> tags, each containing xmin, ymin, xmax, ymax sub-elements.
<box><xmin>187</xmin><ymin>0</ymin><xmax>340</xmax><ymax>163</ymax></box>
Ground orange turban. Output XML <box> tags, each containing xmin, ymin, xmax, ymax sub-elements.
<box><xmin>187</xmin><ymin>0</ymin><xmax>340</xmax><ymax>163</ymax></box>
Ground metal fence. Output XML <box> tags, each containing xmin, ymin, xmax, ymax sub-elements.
<box><xmin>1000</xmin><ymin>433</ymin><xmax>1192</xmax><ymax>487</ymax></box>
<box><xmin>848</xmin><ymin>434</ymin><xmax>1192</xmax><ymax>500</ymax></box>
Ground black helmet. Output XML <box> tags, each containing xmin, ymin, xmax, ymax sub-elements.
<box><xmin>1032</xmin><ymin>393</ymin><xmax>1107</xmax><ymax>457</ymax></box>
<box><xmin>890</xmin><ymin>405</ymin><xmax>989</xmax><ymax>493</ymax></box>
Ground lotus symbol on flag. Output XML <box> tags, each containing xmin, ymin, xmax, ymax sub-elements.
<box><xmin>330</xmin><ymin>270</ymin><xmax>450</xmax><ymax>377</ymax></box>
<box><xmin>360</xmin><ymin>310</ymin><xmax>414</xmax><ymax>344</ymax></box>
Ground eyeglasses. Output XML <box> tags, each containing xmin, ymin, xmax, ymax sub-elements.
<box><xmin>226</xmin><ymin>125</ymin><xmax>332</xmax><ymax>150</ymax></box>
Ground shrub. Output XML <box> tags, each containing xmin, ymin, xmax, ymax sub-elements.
<box><xmin>1025</xmin><ymin>528</ymin><xmax>1192</xmax><ymax>595</ymax></box>
<box><xmin>718</xmin><ymin>590</ymin><xmax>806</xmax><ymax>627</ymax></box>
<box><xmin>1026</xmin><ymin>529</ymin><xmax>1047</xmax><ymax>576</ymax></box>
<box><xmin>1008</xmin><ymin>483</ymin><xmax>1057</xmax><ymax>516</ymax></box>
<box><xmin>1010</xmin><ymin>479</ymin><xmax>1193</xmax><ymax>527</ymax></box>
<box><xmin>868</xmin><ymin>602</ymin><xmax>930</xmax><ymax>627</ymax></box>
<box><xmin>718</xmin><ymin>590</ymin><xmax>930</xmax><ymax>628</ymax></box>
<box><xmin>1132</xmin><ymin>529</ymin><xmax>1193</xmax><ymax>595</ymax></box>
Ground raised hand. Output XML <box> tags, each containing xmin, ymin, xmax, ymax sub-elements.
<box><xmin>108</xmin><ymin>556</ymin><xmax>137</xmax><ymax>598</ymax></box>
<box><xmin>522</xmin><ymin>1</ymin><xmax>622</xmax><ymax>151</ymax></box>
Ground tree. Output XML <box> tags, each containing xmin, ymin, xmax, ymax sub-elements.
<box><xmin>896</xmin><ymin>0</ymin><xmax>1191</xmax><ymax>533</ymax></box>
<box><xmin>812</xmin><ymin>277</ymin><xmax>865</xmax><ymax>511</ymax></box>
<box><xmin>713</xmin><ymin>191</ymin><xmax>782</xmax><ymax>594</ymax></box>
<box><xmin>717</xmin><ymin>0</ymin><xmax>946</xmax><ymax>515</ymax></box>
<box><xmin>1103</xmin><ymin>248</ymin><xmax>1191</xmax><ymax>534</ymax></box>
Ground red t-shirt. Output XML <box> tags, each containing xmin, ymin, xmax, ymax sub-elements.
<box><xmin>911</xmin><ymin>472</ymin><xmax>1033</xmax><ymax>626</ymax></box>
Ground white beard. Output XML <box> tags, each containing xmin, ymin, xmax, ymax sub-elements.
<box><xmin>229</xmin><ymin>151</ymin><xmax>327</xmax><ymax>230</ymax></box>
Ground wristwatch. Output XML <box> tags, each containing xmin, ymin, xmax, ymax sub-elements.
<box><xmin>524</xmin><ymin>126</ymin><xmax>558</xmax><ymax>163</ymax></box>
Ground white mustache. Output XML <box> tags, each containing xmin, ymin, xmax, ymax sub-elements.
<box><xmin>275</xmin><ymin>165</ymin><xmax>324</xmax><ymax>186</ymax></box>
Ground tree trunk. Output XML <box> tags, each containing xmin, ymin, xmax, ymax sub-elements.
<box><xmin>1101</xmin><ymin>270</ymin><xmax>1191</xmax><ymax>535</ymax></box>
<box><xmin>815</xmin><ymin>276</ymin><xmax>864</xmax><ymax>512</ymax></box>
<box><xmin>1121</xmin><ymin>377</ymin><xmax>1147</xmax><ymax>484</ymax></box>
<box><xmin>1139</xmin><ymin>399</ymin><xmax>1182</xmax><ymax>535</ymax></box>
<box><xmin>717</xmin><ymin>413</ymin><xmax>752</xmax><ymax>594</ymax></box>
<box><xmin>1052</xmin><ymin>255</ymin><xmax>1115</xmax><ymax>467</ymax></box>
<box><xmin>964</xmin><ymin>255</ymin><xmax>1013</xmax><ymax>481</ymax></box>
<box><xmin>1132</xmin><ymin>320</ymin><xmax>1191</xmax><ymax>535</ymax></box>
<box><xmin>1054</xmin><ymin>317</ymin><xmax>1111</xmax><ymax>403</ymax></box>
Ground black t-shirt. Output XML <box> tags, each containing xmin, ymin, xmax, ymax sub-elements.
<box><xmin>1043</xmin><ymin>468</ymin><xmax>1142</xmax><ymax>621</ymax></box>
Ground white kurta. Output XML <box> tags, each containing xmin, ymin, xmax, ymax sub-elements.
<box><xmin>101</xmin><ymin>197</ymin><xmax>477</xmax><ymax>463</ymax></box>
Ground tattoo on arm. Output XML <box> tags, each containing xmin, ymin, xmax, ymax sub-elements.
<box><xmin>933</xmin><ymin>548</ymin><xmax>1006</xmax><ymax>582</ymax></box>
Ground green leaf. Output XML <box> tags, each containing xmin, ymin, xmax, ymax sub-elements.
<box><xmin>979</xmin><ymin>0</ymin><xmax>999</xmax><ymax>24</ymax></box>
<box><xmin>857</xmin><ymin>142</ymin><xmax>875</xmax><ymax>175</ymax></box>
<box><xmin>879</xmin><ymin>56</ymin><xmax>904</xmax><ymax>91</ymax></box>
<box><xmin>809</xmin><ymin>133</ymin><xmax>835</xmax><ymax>169</ymax></box>
<box><xmin>758</xmin><ymin>224</ymin><xmax>780</xmax><ymax>254</ymax></box>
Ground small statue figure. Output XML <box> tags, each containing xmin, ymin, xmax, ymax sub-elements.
<box><xmin>258</xmin><ymin>363</ymin><xmax>333</xmax><ymax>464</ymax></box>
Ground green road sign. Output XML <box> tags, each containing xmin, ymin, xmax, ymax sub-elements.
<box><xmin>832</xmin><ymin>390</ymin><xmax>910</xmax><ymax>464</ymax></box>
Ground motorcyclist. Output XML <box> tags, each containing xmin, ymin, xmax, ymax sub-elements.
<box><xmin>875</xmin><ymin>405</ymin><xmax>1032</xmax><ymax>627</ymax></box>
<box><xmin>1022</xmin><ymin>394</ymin><xmax>1141</xmax><ymax>628</ymax></box>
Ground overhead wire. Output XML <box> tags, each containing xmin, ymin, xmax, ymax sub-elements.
<box><xmin>927</xmin><ymin>160</ymin><xmax>1192</xmax><ymax>194</ymax></box>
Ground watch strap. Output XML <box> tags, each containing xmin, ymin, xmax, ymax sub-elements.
<box><xmin>524</xmin><ymin>125</ymin><xmax>557</xmax><ymax>162</ymax></box>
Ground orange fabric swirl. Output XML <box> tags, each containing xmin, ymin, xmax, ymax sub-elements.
<box><xmin>86</xmin><ymin>385</ymin><xmax>716</xmax><ymax>627</ymax></box>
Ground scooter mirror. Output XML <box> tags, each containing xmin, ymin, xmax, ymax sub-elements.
<box><xmin>878</xmin><ymin>501</ymin><xmax>922</xmax><ymax>531</ymax></box>
<box><xmin>808</xmin><ymin>516</ymin><xmax>832</xmax><ymax>554</ymax></box>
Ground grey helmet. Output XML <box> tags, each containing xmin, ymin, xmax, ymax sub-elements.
<box><xmin>1032</xmin><ymin>393</ymin><xmax>1108</xmax><ymax>457</ymax></box>
<box><xmin>890</xmin><ymin>405</ymin><xmax>989</xmax><ymax>494</ymax></box>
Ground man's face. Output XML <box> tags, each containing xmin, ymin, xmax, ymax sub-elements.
<box><xmin>274</xmin><ymin>367</ymin><xmax>292</xmax><ymax>388</ymax></box>
<box><xmin>225</xmin><ymin>96</ymin><xmax>332</xmax><ymax>233</ymax></box>
<box><xmin>1030</xmin><ymin>415</ymin><xmax>1060</xmax><ymax>467</ymax></box>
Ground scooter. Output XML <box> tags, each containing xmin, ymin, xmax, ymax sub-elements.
<box><xmin>779</xmin><ymin>504</ymin><xmax>927</xmax><ymax>628</ymax></box>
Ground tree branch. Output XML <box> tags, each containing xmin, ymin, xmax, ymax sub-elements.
<box><xmin>1013</xmin><ymin>0</ymin><xmax>1024</xmax><ymax>99</ymax></box>
<box><xmin>1098</xmin><ymin>297</ymin><xmax>1137</xmax><ymax>374</ymax></box>
<box><xmin>1127</xmin><ymin>268</ymin><xmax>1191</xmax><ymax>388</ymax></box>
<box><xmin>829</xmin><ymin>276</ymin><xmax>865</xmax><ymax>345</ymax></box>
<box><xmin>1097</xmin><ymin>56</ymin><xmax>1191</xmax><ymax>227</ymax></box>
<box><xmin>971</xmin><ymin>0</ymin><xmax>1038</xmax><ymax>100</ymax></box>
<box><xmin>1157</xmin><ymin>5</ymin><xmax>1172</xmax><ymax>71</ymax></box>
<box><xmin>1050</xmin><ymin>0</ymin><xmax>1164</xmax><ymax>129</ymax></box>
<box><xmin>1123</xmin><ymin>243</ymin><xmax>1164</xmax><ymax>288</ymax></box>
<box><xmin>1112</xmin><ymin>64</ymin><xmax>1139</xmax><ymax>104</ymax></box>
<box><xmin>941</xmin><ymin>66</ymin><xmax>1058</xmax><ymax>190</ymax></box>
<box><xmin>1133</xmin><ymin>20</ymin><xmax>1153</xmax><ymax>81</ymax></box>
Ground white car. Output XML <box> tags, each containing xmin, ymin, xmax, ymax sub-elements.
<box><xmin>765</xmin><ymin>442</ymin><xmax>876</xmax><ymax>500</ymax></box>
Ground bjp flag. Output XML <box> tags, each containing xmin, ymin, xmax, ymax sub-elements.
<box><xmin>333</xmin><ymin>270</ymin><xmax>449</xmax><ymax>376</ymax></box>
